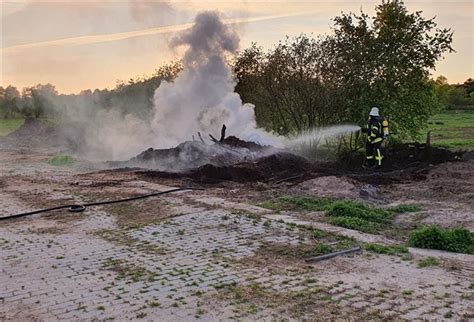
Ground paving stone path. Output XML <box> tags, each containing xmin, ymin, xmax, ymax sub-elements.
<box><xmin>1</xmin><ymin>207</ymin><xmax>306</xmax><ymax>320</ymax></box>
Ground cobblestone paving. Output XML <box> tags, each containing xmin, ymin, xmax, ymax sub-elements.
<box><xmin>1</xmin><ymin>176</ymin><xmax>473</xmax><ymax>320</ymax></box>
<box><xmin>1</xmin><ymin>207</ymin><xmax>305</xmax><ymax>320</ymax></box>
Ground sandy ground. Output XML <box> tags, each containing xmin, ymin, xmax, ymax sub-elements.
<box><xmin>0</xmin><ymin>145</ymin><xmax>473</xmax><ymax>320</ymax></box>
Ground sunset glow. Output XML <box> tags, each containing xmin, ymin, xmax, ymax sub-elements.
<box><xmin>1</xmin><ymin>0</ymin><xmax>472</xmax><ymax>93</ymax></box>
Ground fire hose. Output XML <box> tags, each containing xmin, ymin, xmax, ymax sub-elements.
<box><xmin>0</xmin><ymin>187</ymin><xmax>203</xmax><ymax>221</ymax></box>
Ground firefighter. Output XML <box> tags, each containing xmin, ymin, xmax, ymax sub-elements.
<box><xmin>362</xmin><ymin>107</ymin><xmax>389</xmax><ymax>169</ymax></box>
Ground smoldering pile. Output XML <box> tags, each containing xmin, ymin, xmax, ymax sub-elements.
<box><xmin>122</xmin><ymin>124</ymin><xmax>312</xmax><ymax>183</ymax></box>
<box><xmin>127</xmin><ymin>133</ymin><xmax>275</xmax><ymax>172</ymax></box>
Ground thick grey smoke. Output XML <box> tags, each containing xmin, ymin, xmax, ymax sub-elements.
<box><xmin>20</xmin><ymin>11</ymin><xmax>359</xmax><ymax>165</ymax></box>
<box><xmin>150</xmin><ymin>11</ymin><xmax>278</xmax><ymax>148</ymax></box>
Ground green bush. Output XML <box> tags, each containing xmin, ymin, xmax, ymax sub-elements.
<box><xmin>408</xmin><ymin>226</ymin><xmax>474</xmax><ymax>254</ymax></box>
<box><xmin>326</xmin><ymin>200</ymin><xmax>390</xmax><ymax>223</ymax></box>
<box><xmin>328</xmin><ymin>216</ymin><xmax>379</xmax><ymax>234</ymax></box>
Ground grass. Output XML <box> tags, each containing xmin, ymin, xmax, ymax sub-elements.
<box><xmin>0</xmin><ymin>118</ymin><xmax>24</xmax><ymax>136</ymax></box>
<box><xmin>364</xmin><ymin>243</ymin><xmax>409</xmax><ymax>255</ymax></box>
<box><xmin>261</xmin><ymin>195</ymin><xmax>421</xmax><ymax>234</ymax></box>
<box><xmin>328</xmin><ymin>216</ymin><xmax>380</xmax><ymax>233</ymax></box>
<box><xmin>427</xmin><ymin>109</ymin><xmax>474</xmax><ymax>150</ymax></box>
<box><xmin>325</xmin><ymin>200</ymin><xmax>391</xmax><ymax>223</ymax></box>
<box><xmin>388</xmin><ymin>204</ymin><xmax>421</xmax><ymax>213</ymax></box>
<box><xmin>325</xmin><ymin>200</ymin><xmax>396</xmax><ymax>233</ymax></box>
<box><xmin>417</xmin><ymin>256</ymin><xmax>440</xmax><ymax>268</ymax></box>
<box><xmin>408</xmin><ymin>226</ymin><xmax>474</xmax><ymax>254</ymax></box>
<box><xmin>48</xmin><ymin>154</ymin><xmax>74</xmax><ymax>166</ymax></box>
<box><xmin>259</xmin><ymin>195</ymin><xmax>333</xmax><ymax>212</ymax></box>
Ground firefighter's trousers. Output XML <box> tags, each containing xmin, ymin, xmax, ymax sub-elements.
<box><xmin>366</xmin><ymin>141</ymin><xmax>383</xmax><ymax>167</ymax></box>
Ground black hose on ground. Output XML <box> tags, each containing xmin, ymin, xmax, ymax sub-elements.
<box><xmin>0</xmin><ymin>187</ymin><xmax>203</xmax><ymax>221</ymax></box>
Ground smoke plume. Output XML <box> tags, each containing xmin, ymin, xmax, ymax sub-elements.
<box><xmin>150</xmin><ymin>11</ymin><xmax>277</xmax><ymax>148</ymax></box>
<box><xmin>19</xmin><ymin>11</ymin><xmax>360</xmax><ymax>165</ymax></box>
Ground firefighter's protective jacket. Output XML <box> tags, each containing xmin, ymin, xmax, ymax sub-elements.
<box><xmin>366</xmin><ymin>116</ymin><xmax>388</xmax><ymax>144</ymax></box>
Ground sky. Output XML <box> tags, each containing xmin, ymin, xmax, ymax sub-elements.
<box><xmin>1</xmin><ymin>0</ymin><xmax>473</xmax><ymax>94</ymax></box>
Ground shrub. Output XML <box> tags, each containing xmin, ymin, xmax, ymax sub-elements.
<box><xmin>326</xmin><ymin>200</ymin><xmax>390</xmax><ymax>223</ymax></box>
<box><xmin>408</xmin><ymin>226</ymin><xmax>474</xmax><ymax>254</ymax></box>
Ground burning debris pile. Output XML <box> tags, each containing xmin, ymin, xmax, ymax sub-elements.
<box><xmin>128</xmin><ymin>129</ymin><xmax>275</xmax><ymax>171</ymax></box>
<box><xmin>134</xmin><ymin>147</ymin><xmax>312</xmax><ymax>184</ymax></box>
<box><xmin>128</xmin><ymin>124</ymin><xmax>311</xmax><ymax>182</ymax></box>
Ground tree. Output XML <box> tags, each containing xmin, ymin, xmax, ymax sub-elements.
<box><xmin>235</xmin><ymin>1</ymin><xmax>453</xmax><ymax>140</ymax></box>
<box><xmin>0</xmin><ymin>85</ymin><xmax>21</xmax><ymax>118</ymax></box>
<box><xmin>462</xmin><ymin>78</ymin><xmax>474</xmax><ymax>95</ymax></box>
<box><xmin>18</xmin><ymin>84</ymin><xmax>58</xmax><ymax>118</ymax></box>
<box><xmin>433</xmin><ymin>75</ymin><xmax>451</xmax><ymax>109</ymax></box>
<box><xmin>235</xmin><ymin>36</ymin><xmax>344</xmax><ymax>135</ymax></box>
<box><xmin>323</xmin><ymin>0</ymin><xmax>454</xmax><ymax>138</ymax></box>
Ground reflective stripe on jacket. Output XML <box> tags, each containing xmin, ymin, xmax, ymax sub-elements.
<box><xmin>366</xmin><ymin>116</ymin><xmax>384</xmax><ymax>143</ymax></box>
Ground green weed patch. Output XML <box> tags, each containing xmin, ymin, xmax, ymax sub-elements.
<box><xmin>388</xmin><ymin>204</ymin><xmax>421</xmax><ymax>213</ymax></box>
<box><xmin>325</xmin><ymin>200</ymin><xmax>391</xmax><ymax>223</ymax></box>
<box><xmin>408</xmin><ymin>226</ymin><xmax>474</xmax><ymax>254</ymax></box>
<box><xmin>260</xmin><ymin>196</ymin><xmax>333</xmax><ymax>212</ymax></box>
<box><xmin>417</xmin><ymin>256</ymin><xmax>440</xmax><ymax>268</ymax></box>
<box><xmin>365</xmin><ymin>243</ymin><xmax>408</xmax><ymax>255</ymax></box>
<box><xmin>260</xmin><ymin>196</ymin><xmax>404</xmax><ymax>234</ymax></box>
<box><xmin>48</xmin><ymin>155</ymin><xmax>74</xmax><ymax>166</ymax></box>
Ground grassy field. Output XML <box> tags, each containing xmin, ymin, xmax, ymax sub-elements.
<box><xmin>0</xmin><ymin>119</ymin><xmax>25</xmax><ymax>136</ymax></box>
<box><xmin>427</xmin><ymin>109</ymin><xmax>474</xmax><ymax>150</ymax></box>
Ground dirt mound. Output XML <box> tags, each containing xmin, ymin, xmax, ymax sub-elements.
<box><xmin>7</xmin><ymin>118</ymin><xmax>56</xmax><ymax>139</ymax></box>
<box><xmin>293</xmin><ymin>176</ymin><xmax>360</xmax><ymax>200</ymax></box>
<box><xmin>0</xmin><ymin>118</ymin><xmax>62</xmax><ymax>148</ymax></box>
<box><xmin>134</xmin><ymin>151</ymin><xmax>312</xmax><ymax>184</ymax></box>
<box><xmin>191</xmin><ymin>152</ymin><xmax>312</xmax><ymax>183</ymax></box>
<box><xmin>338</xmin><ymin>143</ymin><xmax>464</xmax><ymax>172</ymax></box>
<box><xmin>127</xmin><ymin>139</ymin><xmax>274</xmax><ymax>172</ymax></box>
<box><xmin>131</xmin><ymin>140</ymin><xmax>467</xmax><ymax>185</ymax></box>
<box><xmin>387</xmin><ymin>161</ymin><xmax>474</xmax><ymax>207</ymax></box>
<box><xmin>384</xmin><ymin>143</ymin><xmax>463</xmax><ymax>168</ymax></box>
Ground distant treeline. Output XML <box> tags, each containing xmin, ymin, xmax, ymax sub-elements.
<box><xmin>432</xmin><ymin>76</ymin><xmax>474</xmax><ymax>110</ymax></box>
<box><xmin>0</xmin><ymin>0</ymin><xmax>467</xmax><ymax>142</ymax></box>
<box><xmin>0</xmin><ymin>62</ymin><xmax>182</xmax><ymax>120</ymax></box>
